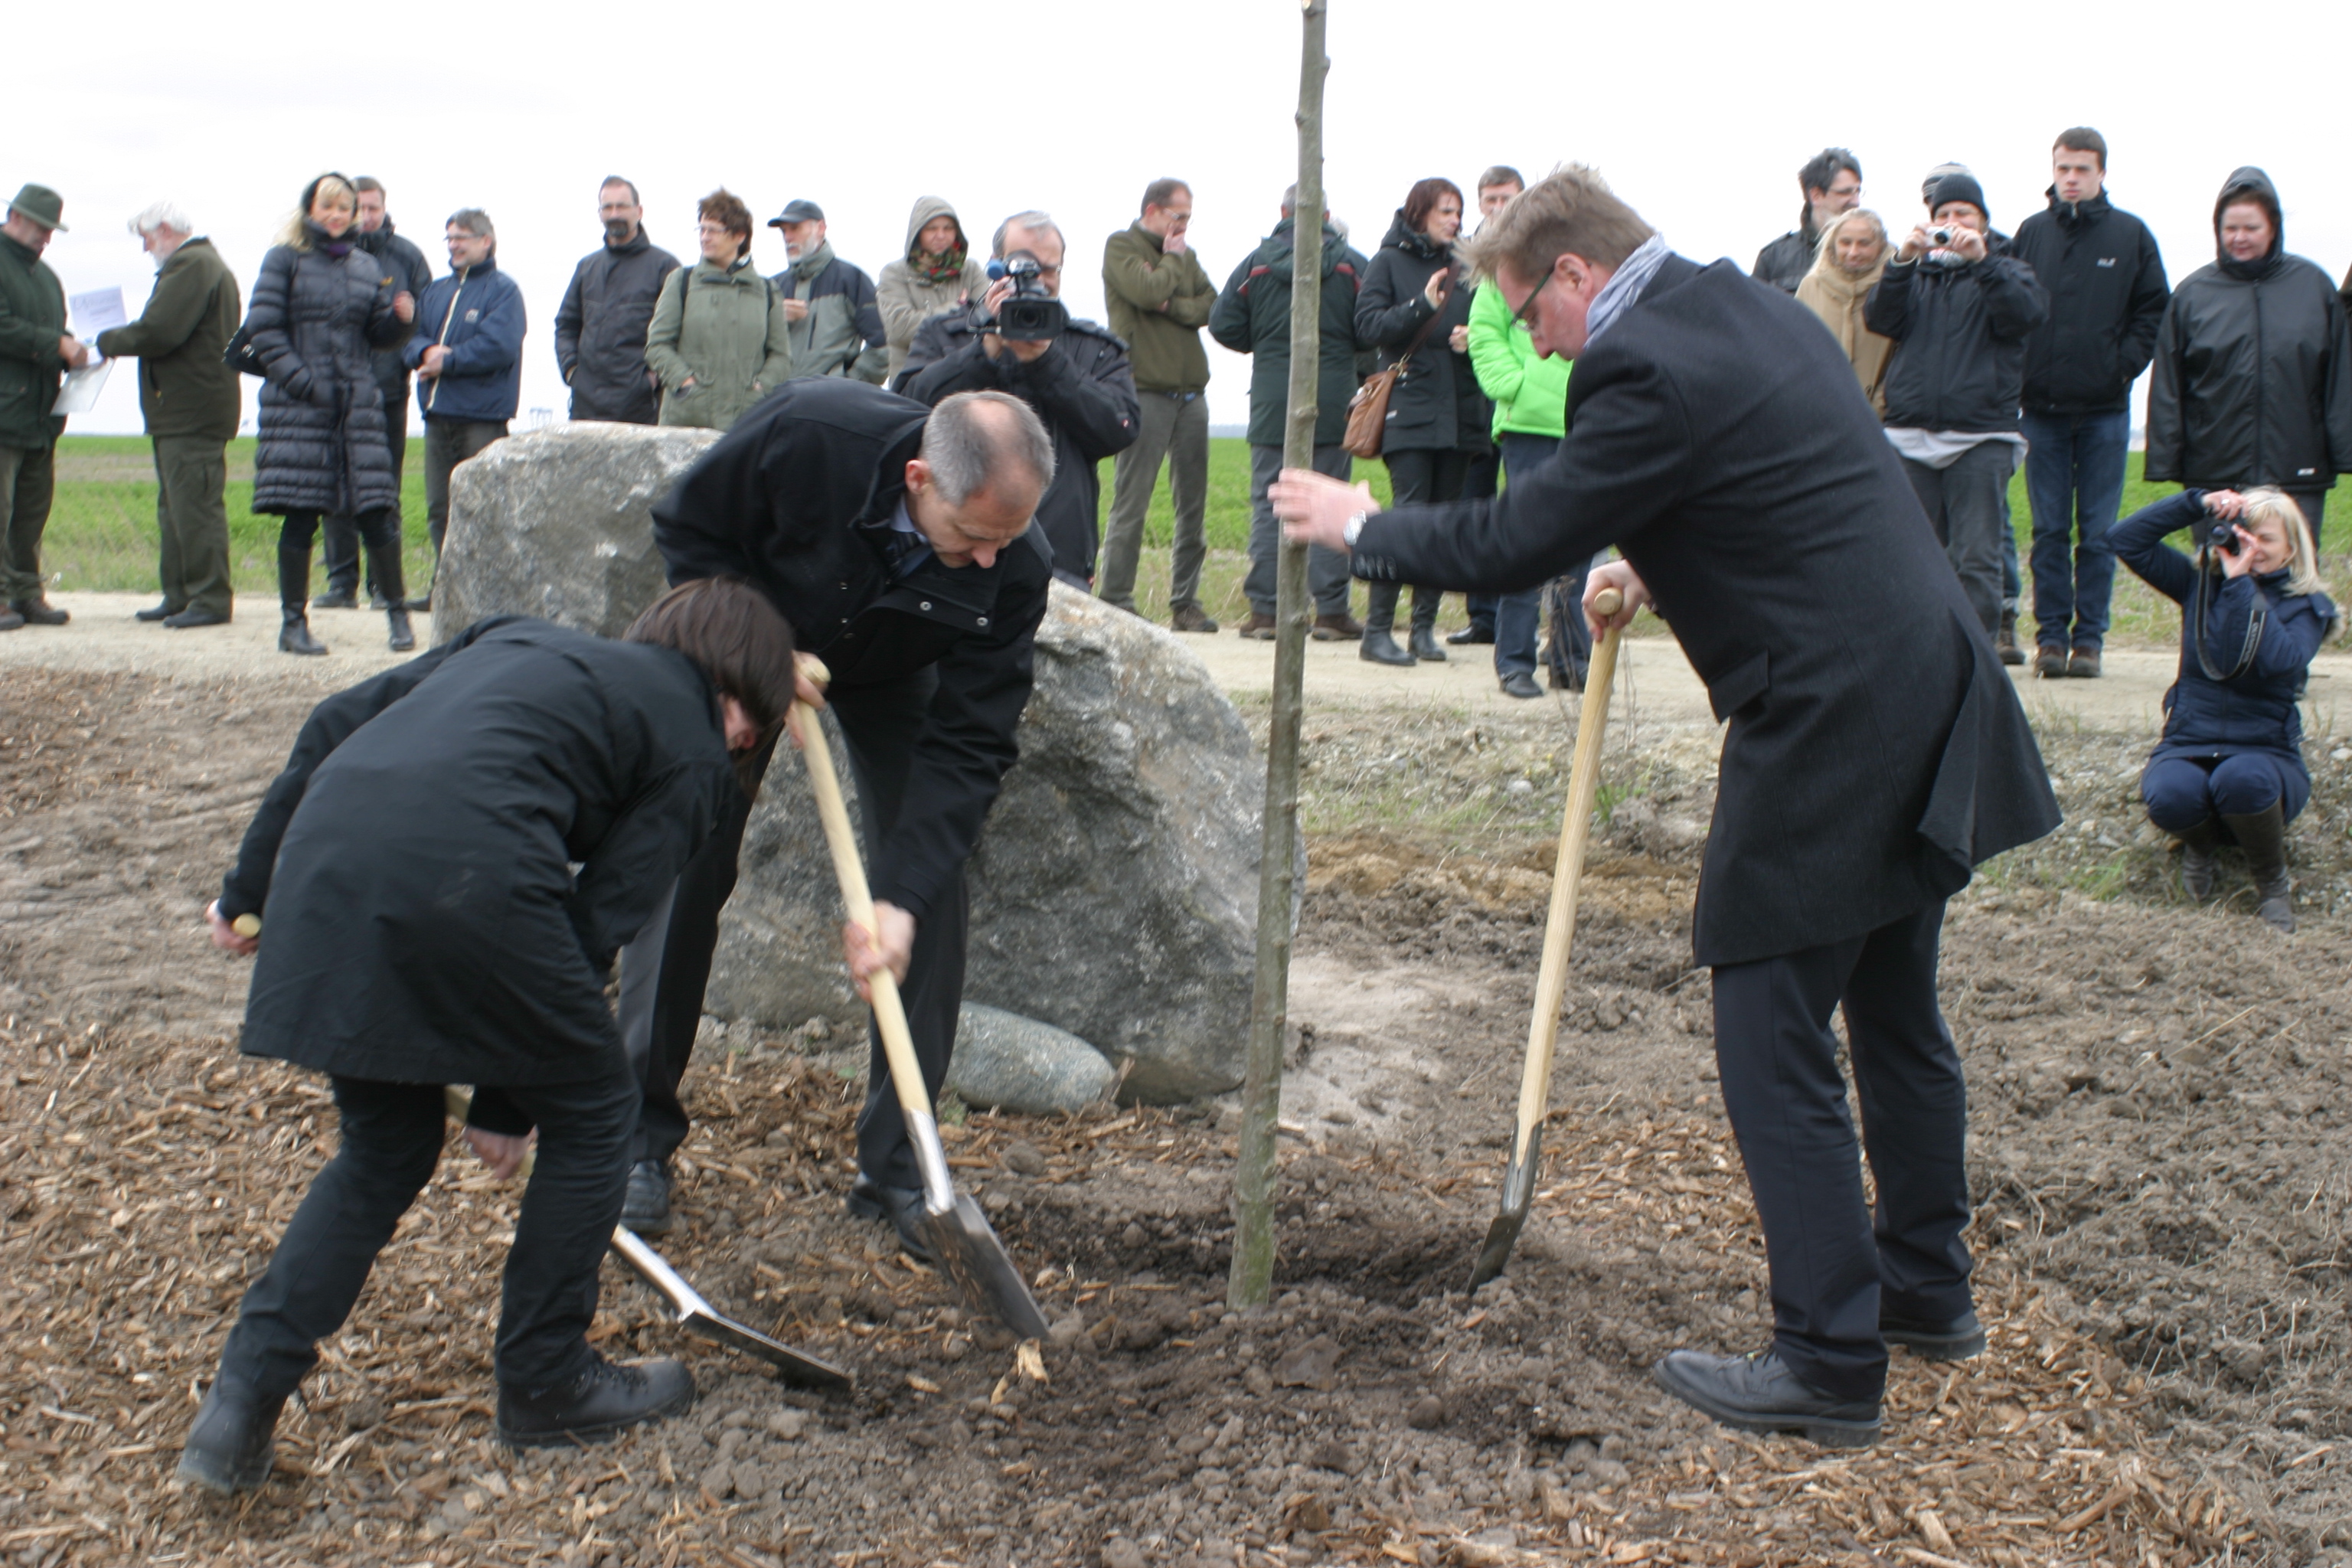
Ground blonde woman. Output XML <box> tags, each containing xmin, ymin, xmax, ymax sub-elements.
<box><xmin>2114</xmin><ymin>485</ymin><xmax>2338</xmax><ymax>930</ymax></box>
<box><xmin>642</xmin><ymin>189</ymin><xmax>791</xmax><ymax>430</ymax></box>
<box><xmin>244</xmin><ymin>172</ymin><xmax>416</xmax><ymax>655</ymax></box>
<box><xmin>1795</xmin><ymin>208</ymin><xmax>1894</xmax><ymax>414</ymax></box>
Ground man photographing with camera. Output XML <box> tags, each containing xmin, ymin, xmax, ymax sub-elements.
<box><xmin>1275</xmin><ymin>166</ymin><xmax>2057</xmax><ymax>1449</ymax></box>
<box><xmin>898</xmin><ymin>211</ymin><xmax>1138</xmax><ymax>588</ymax></box>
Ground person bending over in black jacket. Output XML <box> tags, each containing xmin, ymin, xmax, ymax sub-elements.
<box><xmin>2112</xmin><ymin>487</ymin><xmax>2337</xmax><ymax>933</ymax></box>
<box><xmin>178</xmin><ymin>582</ymin><xmax>799</xmax><ymax>1494</ymax></box>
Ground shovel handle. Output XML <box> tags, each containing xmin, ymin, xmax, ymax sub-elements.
<box><xmin>1511</xmin><ymin>586</ymin><xmax>1625</xmax><ymax>1149</ymax></box>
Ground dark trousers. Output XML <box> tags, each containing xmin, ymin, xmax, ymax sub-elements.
<box><xmin>2292</xmin><ymin>489</ymin><xmax>2328</xmax><ymax>550</ymax></box>
<box><xmin>280</xmin><ymin>510</ymin><xmax>403</xmax><ymax>612</ymax></box>
<box><xmin>1100</xmin><ymin>390</ymin><xmax>1210</xmax><ymax>612</ymax></box>
<box><xmin>1902</xmin><ymin>443</ymin><xmax>2014</xmax><ymax>638</ymax></box>
<box><xmin>1368</xmin><ymin>447</ymin><xmax>1472</xmax><ymax>635</ymax></box>
<box><xmin>423</xmin><ymin>416</ymin><xmax>510</xmax><ymax>560</ymax></box>
<box><xmin>324</xmin><ymin>400</ymin><xmax>406</xmax><ymax>600</ymax></box>
<box><xmin>0</xmin><ymin>439</ymin><xmax>57</xmax><ymax>604</ymax></box>
<box><xmin>2142</xmin><ymin>752</ymin><xmax>2308</xmax><ymax>832</ymax></box>
<box><xmin>1496</xmin><ymin>433</ymin><xmax>1572</xmax><ymax>679</ymax></box>
<box><xmin>214</xmin><ymin>1064</ymin><xmax>638</xmax><ymax>1401</ymax></box>
<box><xmin>151</xmin><ymin>435</ymin><xmax>234</xmax><ymax>618</ymax></box>
<box><xmin>1710</xmin><ymin>903</ymin><xmax>1971</xmax><ymax>1404</ymax></box>
<box><xmin>619</xmin><ymin>671</ymin><xmax>968</xmax><ymax>1190</ymax></box>
<box><xmin>2020</xmin><ymin>410</ymin><xmax>2129</xmax><ymax>652</ymax></box>
<box><xmin>1246</xmin><ymin>443</ymin><xmax>1356</xmax><ymax>616</ymax></box>
<box><xmin>1461</xmin><ymin>447</ymin><xmax>1501</xmax><ymax>635</ymax></box>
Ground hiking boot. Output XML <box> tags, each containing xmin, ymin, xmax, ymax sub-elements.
<box><xmin>496</xmin><ymin>1354</ymin><xmax>694</xmax><ymax>1449</ymax></box>
<box><xmin>2067</xmin><ymin>645</ymin><xmax>2102</xmax><ymax>678</ymax></box>
<box><xmin>1311</xmin><ymin>611</ymin><xmax>1364</xmax><ymax>641</ymax></box>
<box><xmin>621</xmin><ymin>1159</ymin><xmax>672</xmax><ymax>1234</ymax></box>
<box><xmin>11</xmin><ymin>598</ymin><xmax>67</xmax><ymax>626</ymax></box>
<box><xmin>1880</xmin><ymin>1307</ymin><xmax>1986</xmax><ymax>1361</ymax></box>
<box><xmin>2034</xmin><ymin>646</ymin><xmax>2068</xmax><ymax>678</ymax></box>
<box><xmin>1407</xmin><ymin>625</ymin><xmax>1447</xmax><ymax>662</ymax></box>
<box><xmin>1359</xmin><ymin>628</ymin><xmax>1414</xmax><ymax>666</ymax></box>
<box><xmin>177</xmin><ymin>1383</ymin><xmax>286</xmax><ymax>1494</ymax></box>
<box><xmin>2223</xmin><ymin>803</ymin><xmax>2295</xmax><ymax>933</ymax></box>
<box><xmin>1236</xmin><ymin>611</ymin><xmax>1279</xmax><ymax>641</ymax></box>
<box><xmin>2174</xmin><ymin>816</ymin><xmax>2223</xmax><ymax>903</ymax></box>
<box><xmin>1169</xmin><ymin>603</ymin><xmax>1220</xmax><ymax>634</ymax></box>
<box><xmin>1654</xmin><ymin>1348</ymin><xmax>1880</xmax><ymax>1448</ymax></box>
<box><xmin>1996</xmin><ymin>609</ymin><xmax>2024</xmax><ymax>665</ymax></box>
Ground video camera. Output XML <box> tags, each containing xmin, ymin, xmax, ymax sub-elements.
<box><xmin>978</xmin><ymin>254</ymin><xmax>1067</xmax><ymax>342</ymax></box>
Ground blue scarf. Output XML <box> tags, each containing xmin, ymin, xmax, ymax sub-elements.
<box><xmin>1583</xmin><ymin>234</ymin><xmax>1672</xmax><ymax>348</ymax></box>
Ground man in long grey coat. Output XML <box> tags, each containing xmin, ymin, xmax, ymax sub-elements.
<box><xmin>1279</xmin><ymin>167</ymin><xmax>2060</xmax><ymax>1449</ymax></box>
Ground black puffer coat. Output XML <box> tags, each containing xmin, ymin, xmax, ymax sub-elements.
<box><xmin>1354</xmin><ymin>211</ymin><xmax>1491</xmax><ymax>453</ymax></box>
<box><xmin>247</xmin><ymin>226</ymin><xmax>407</xmax><ymax>517</ymax></box>
<box><xmin>1864</xmin><ymin>239</ymin><xmax>2048</xmax><ymax>433</ymax></box>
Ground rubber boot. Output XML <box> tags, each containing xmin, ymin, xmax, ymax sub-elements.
<box><xmin>363</xmin><ymin>537</ymin><xmax>413</xmax><ymax>652</ymax></box>
<box><xmin>277</xmin><ymin>546</ymin><xmax>327</xmax><ymax>657</ymax></box>
<box><xmin>1359</xmin><ymin>582</ymin><xmax>1413</xmax><ymax>667</ymax></box>
<box><xmin>2223</xmin><ymin>803</ymin><xmax>2295</xmax><ymax>933</ymax></box>
<box><xmin>2172</xmin><ymin>815</ymin><xmax>2223</xmax><ymax>902</ymax></box>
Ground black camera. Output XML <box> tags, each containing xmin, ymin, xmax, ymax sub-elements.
<box><xmin>980</xmin><ymin>255</ymin><xmax>1067</xmax><ymax>342</ymax></box>
<box><xmin>2208</xmin><ymin>521</ymin><xmax>2244</xmax><ymax>556</ymax></box>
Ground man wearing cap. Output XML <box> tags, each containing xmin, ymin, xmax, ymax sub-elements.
<box><xmin>97</xmin><ymin>201</ymin><xmax>243</xmax><ymax>629</ymax></box>
<box><xmin>0</xmin><ymin>184</ymin><xmax>87</xmax><ymax>632</ymax></box>
<box><xmin>1864</xmin><ymin>171</ymin><xmax>2047</xmax><ymax>643</ymax></box>
<box><xmin>769</xmin><ymin>201</ymin><xmax>887</xmax><ymax>385</ymax></box>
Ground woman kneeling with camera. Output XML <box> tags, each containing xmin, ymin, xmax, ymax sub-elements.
<box><xmin>2114</xmin><ymin>487</ymin><xmax>2337</xmax><ymax>931</ymax></box>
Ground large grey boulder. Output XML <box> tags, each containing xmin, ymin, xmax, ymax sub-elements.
<box><xmin>430</xmin><ymin>423</ymin><xmax>717</xmax><ymax>645</ymax></box>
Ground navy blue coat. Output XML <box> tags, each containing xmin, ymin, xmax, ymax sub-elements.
<box><xmin>2111</xmin><ymin>490</ymin><xmax>2336</xmax><ymax>774</ymax></box>
<box><xmin>403</xmin><ymin>258</ymin><xmax>527</xmax><ymax>423</ymax></box>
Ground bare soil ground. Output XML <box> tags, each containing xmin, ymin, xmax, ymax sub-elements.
<box><xmin>2</xmin><ymin>657</ymin><xmax>2350</xmax><ymax>1568</ymax></box>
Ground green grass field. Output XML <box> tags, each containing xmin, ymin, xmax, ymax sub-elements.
<box><xmin>33</xmin><ymin>435</ymin><xmax>2341</xmax><ymax>645</ymax></box>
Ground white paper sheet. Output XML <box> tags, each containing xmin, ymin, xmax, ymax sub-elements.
<box><xmin>52</xmin><ymin>360</ymin><xmax>113</xmax><ymax>416</ymax></box>
<box><xmin>69</xmin><ymin>286</ymin><xmax>128</xmax><ymax>337</ymax></box>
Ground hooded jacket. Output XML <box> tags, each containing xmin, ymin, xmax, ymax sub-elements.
<box><xmin>2145</xmin><ymin>168</ymin><xmax>2352</xmax><ymax>495</ymax></box>
<box><xmin>1102</xmin><ymin>221</ymin><xmax>1214</xmax><ymax>393</ymax></box>
<box><xmin>877</xmin><ymin>197</ymin><xmax>990</xmax><ymax>381</ymax></box>
<box><xmin>246</xmin><ymin>227</ymin><xmax>409</xmax><ymax>516</ymax></box>
<box><xmin>94</xmin><ymin>235</ymin><xmax>242</xmax><ymax>440</ymax></box>
<box><xmin>554</xmin><ymin>228</ymin><xmax>681</xmax><ymax>424</ymax></box>
<box><xmin>402</xmin><ymin>256</ymin><xmax>526</xmax><ymax>424</ymax></box>
<box><xmin>1209</xmin><ymin>217</ymin><xmax>1373</xmax><ymax>447</ymax></box>
<box><xmin>2011</xmin><ymin>189</ymin><xmax>2170</xmax><ymax>416</ymax></box>
<box><xmin>1355</xmin><ymin>210</ymin><xmax>1492</xmax><ymax>454</ymax></box>
<box><xmin>776</xmin><ymin>241</ymin><xmax>888</xmax><ymax>384</ymax></box>
<box><xmin>0</xmin><ymin>232</ymin><xmax>67</xmax><ymax>447</ymax></box>
<box><xmin>1466</xmin><ymin>275</ymin><xmax>1571</xmax><ymax>439</ymax></box>
<box><xmin>1795</xmin><ymin>238</ymin><xmax>1894</xmax><ymax>416</ymax></box>
<box><xmin>1865</xmin><ymin>234</ymin><xmax>2049</xmax><ymax>434</ymax></box>
<box><xmin>643</xmin><ymin>255</ymin><xmax>793</xmax><ymax>431</ymax></box>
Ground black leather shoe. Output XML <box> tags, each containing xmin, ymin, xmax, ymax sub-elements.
<box><xmin>1880</xmin><ymin>1308</ymin><xmax>1986</xmax><ymax>1361</ymax></box>
<box><xmin>1359</xmin><ymin>629</ymin><xmax>1414</xmax><ymax>667</ymax></box>
<box><xmin>620</xmin><ymin>1159</ymin><xmax>671</xmax><ymax>1235</ymax></box>
<box><xmin>386</xmin><ymin>606</ymin><xmax>416</xmax><ymax>653</ymax></box>
<box><xmin>1446</xmin><ymin>624</ymin><xmax>1495</xmax><ymax>645</ymax></box>
<box><xmin>496</xmin><ymin>1354</ymin><xmax>694</xmax><ymax>1448</ymax></box>
<box><xmin>1653</xmin><ymin>1349</ymin><xmax>1880</xmax><ymax>1448</ymax></box>
<box><xmin>11</xmin><ymin>598</ymin><xmax>68</xmax><ymax>626</ymax></box>
<box><xmin>136</xmin><ymin>602</ymin><xmax>181</xmax><ymax>622</ymax></box>
<box><xmin>311</xmin><ymin>590</ymin><xmax>358</xmax><ymax>610</ymax></box>
<box><xmin>165</xmin><ymin>606</ymin><xmax>230</xmax><ymax>629</ymax></box>
<box><xmin>846</xmin><ymin>1175</ymin><xmax>934</xmax><ymax>1263</ymax></box>
<box><xmin>177</xmin><ymin>1383</ymin><xmax>286</xmax><ymax>1494</ymax></box>
<box><xmin>1407</xmin><ymin>626</ymin><xmax>1448</xmax><ymax>662</ymax></box>
<box><xmin>1499</xmin><ymin>672</ymin><xmax>1543</xmax><ymax>700</ymax></box>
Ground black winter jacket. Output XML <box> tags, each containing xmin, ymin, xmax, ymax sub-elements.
<box><xmin>2112</xmin><ymin>490</ymin><xmax>2336</xmax><ymax>773</ymax></box>
<box><xmin>220</xmin><ymin>617</ymin><xmax>737</xmax><ymax>1089</ymax></box>
<box><xmin>1349</xmin><ymin>256</ymin><xmax>2058</xmax><ymax>966</ymax></box>
<box><xmin>1865</xmin><ymin>243</ymin><xmax>2049</xmax><ymax>433</ymax></box>
<box><xmin>1354</xmin><ymin>211</ymin><xmax>1492</xmax><ymax>454</ymax></box>
<box><xmin>2011</xmin><ymin>191</ymin><xmax>2170</xmax><ymax>415</ymax></box>
<box><xmin>896</xmin><ymin>312</ymin><xmax>1138</xmax><ymax>586</ymax></box>
<box><xmin>1208</xmin><ymin>219</ymin><xmax>1372</xmax><ymax>447</ymax></box>
<box><xmin>1752</xmin><ymin>214</ymin><xmax>1820</xmax><ymax>294</ymax></box>
<box><xmin>2145</xmin><ymin>169</ymin><xmax>2352</xmax><ymax>494</ymax></box>
<box><xmin>651</xmin><ymin>378</ymin><xmax>1052</xmax><ymax>918</ymax></box>
<box><xmin>554</xmin><ymin>230</ymin><xmax>683</xmax><ymax>424</ymax></box>
<box><xmin>354</xmin><ymin>221</ymin><xmax>433</xmax><ymax>412</ymax></box>
<box><xmin>247</xmin><ymin>229</ymin><xmax>408</xmax><ymax>517</ymax></box>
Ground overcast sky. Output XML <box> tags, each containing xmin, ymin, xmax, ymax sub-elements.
<box><xmin>18</xmin><ymin>0</ymin><xmax>2349</xmax><ymax>438</ymax></box>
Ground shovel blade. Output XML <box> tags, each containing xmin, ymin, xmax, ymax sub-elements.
<box><xmin>1468</xmin><ymin>1125</ymin><xmax>1544</xmax><ymax>1292</ymax></box>
<box><xmin>678</xmin><ymin>1308</ymin><xmax>854</xmax><ymax>1393</ymax></box>
<box><xmin>921</xmin><ymin>1195</ymin><xmax>1051</xmax><ymax>1341</ymax></box>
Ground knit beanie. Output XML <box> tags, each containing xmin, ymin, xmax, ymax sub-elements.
<box><xmin>1926</xmin><ymin>172</ymin><xmax>1988</xmax><ymax>224</ymax></box>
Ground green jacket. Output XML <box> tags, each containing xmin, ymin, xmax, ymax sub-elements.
<box><xmin>1465</xmin><ymin>277</ymin><xmax>1571</xmax><ymax>439</ymax></box>
<box><xmin>96</xmin><ymin>237</ymin><xmax>242</xmax><ymax>441</ymax></box>
<box><xmin>1208</xmin><ymin>219</ymin><xmax>1374</xmax><ymax>447</ymax></box>
<box><xmin>644</xmin><ymin>258</ymin><xmax>793</xmax><ymax>430</ymax></box>
<box><xmin>1102</xmin><ymin>222</ymin><xmax>1213</xmax><ymax>393</ymax></box>
<box><xmin>0</xmin><ymin>234</ymin><xmax>67</xmax><ymax>447</ymax></box>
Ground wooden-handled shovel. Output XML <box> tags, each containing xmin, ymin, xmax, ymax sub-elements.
<box><xmin>1469</xmin><ymin>584</ymin><xmax>1625</xmax><ymax>1292</ymax></box>
<box><xmin>793</xmin><ymin>699</ymin><xmax>1053</xmax><ymax>1341</ymax></box>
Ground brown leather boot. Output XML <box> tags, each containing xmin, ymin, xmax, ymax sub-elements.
<box><xmin>1311</xmin><ymin>611</ymin><xmax>1364</xmax><ymax>641</ymax></box>
<box><xmin>1236</xmin><ymin>611</ymin><xmax>1278</xmax><ymax>640</ymax></box>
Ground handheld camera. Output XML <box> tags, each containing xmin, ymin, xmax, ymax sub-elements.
<box><xmin>980</xmin><ymin>255</ymin><xmax>1067</xmax><ymax>342</ymax></box>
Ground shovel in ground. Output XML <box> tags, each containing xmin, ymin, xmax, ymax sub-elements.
<box><xmin>1470</xmin><ymin>585</ymin><xmax>1625</xmax><ymax>1292</ymax></box>
<box><xmin>440</xmin><ymin>1087</ymin><xmax>853</xmax><ymax>1391</ymax></box>
<box><xmin>792</xmin><ymin>695</ymin><xmax>1053</xmax><ymax>1342</ymax></box>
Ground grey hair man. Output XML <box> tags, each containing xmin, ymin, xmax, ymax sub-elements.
<box><xmin>98</xmin><ymin>201</ymin><xmax>244</xmax><ymax>628</ymax></box>
<box><xmin>0</xmin><ymin>184</ymin><xmax>87</xmax><ymax>630</ymax></box>
<box><xmin>619</xmin><ymin>380</ymin><xmax>1054</xmax><ymax>1249</ymax></box>
<box><xmin>401</xmin><ymin>207</ymin><xmax>528</xmax><ymax>599</ymax></box>
<box><xmin>897</xmin><ymin>211</ymin><xmax>1138</xmax><ymax>587</ymax></box>
<box><xmin>768</xmin><ymin>200</ymin><xmax>889</xmax><ymax>385</ymax></box>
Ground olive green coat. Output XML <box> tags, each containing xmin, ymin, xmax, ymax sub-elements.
<box><xmin>643</xmin><ymin>258</ymin><xmax>792</xmax><ymax>430</ymax></box>
<box><xmin>0</xmin><ymin>233</ymin><xmax>67</xmax><ymax>447</ymax></box>
<box><xmin>1102</xmin><ymin>222</ymin><xmax>1213</xmax><ymax>393</ymax></box>
<box><xmin>96</xmin><ymin>237</ymin><xmax>243</xmax><ymax>440</ymax></box>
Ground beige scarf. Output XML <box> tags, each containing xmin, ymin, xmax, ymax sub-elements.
<box><xmin>1797</xmin><ymin>252</ymin><xmax>1894</xmax><ymax>416</ymax></box>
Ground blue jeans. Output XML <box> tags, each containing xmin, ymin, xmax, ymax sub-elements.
<box><xmin>2020</xmin><ymin>410</ymin><xmax>2129</xmax><ymax>652</ymax></box>
<box><xmin>2142</xmin><ymin>753</ymin><xmax>2308</xmax><ymax>833</ymax></box>
<box><xmin>1498</xmin><ymin>433</ymin><xmax>1569</xmax><ymax>678</ymax></box>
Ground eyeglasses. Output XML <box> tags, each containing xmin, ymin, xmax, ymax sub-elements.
<box><xmin>1511</xmin><ymin>274</ymin><xmax>1550</xmax><ymax>331</ymax></box>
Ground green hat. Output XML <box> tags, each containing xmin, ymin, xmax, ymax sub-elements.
<box><xmin>8</xmin><ymin>185</ymin><xmax>66</xmax><ymax>232</ymax></box>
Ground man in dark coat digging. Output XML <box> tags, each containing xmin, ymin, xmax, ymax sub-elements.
<box><xmin>622</xmin><ymin>382</ymin><xmax>1056</xmax><ymax>1257</ymax></box>
<box><xmin>1276</xmin><ymin>166</ymin><xmax>2060</xmax><ymax>1449</ymax></box>
<box><xmin>181</xmin><ymin>583</ymin><xmax>798</xmax><ymax>1492</ymax></box>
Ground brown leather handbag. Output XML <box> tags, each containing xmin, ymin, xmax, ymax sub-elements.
<box><xmin>1343</xmin><ymin>280</ymin><xmax>1451</xmax><ymax>459</ymax></box>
